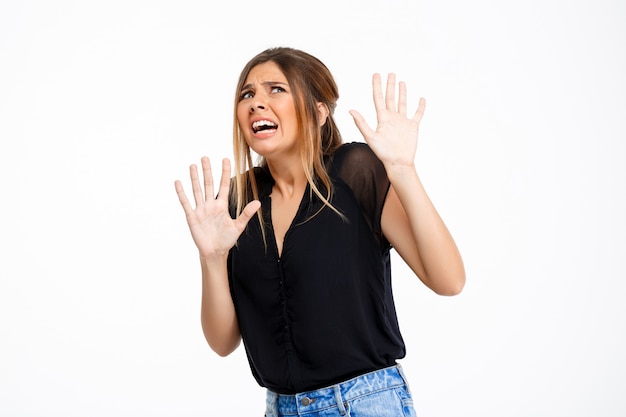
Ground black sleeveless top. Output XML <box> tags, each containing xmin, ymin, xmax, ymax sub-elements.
<box><xmin>227</xmin><ymin>142</ymin><xmax>406</xmax><ymax>394</ymax></box>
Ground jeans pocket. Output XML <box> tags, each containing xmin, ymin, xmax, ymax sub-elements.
<box><xmin>394</xmin><ymin>386</ymin><xmax>417</xmax><ymax>417</ymax></box>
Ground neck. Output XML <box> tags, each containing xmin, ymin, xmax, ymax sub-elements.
<box><xmin>266</xmin><ymin>157</ymin><xmax>308</xmax><ymax>199</ymax></box>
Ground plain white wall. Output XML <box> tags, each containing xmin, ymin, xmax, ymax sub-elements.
<box><xmin>1</xmin><ymin>0</ymin><xmax>625</xmax><ymax>415</ymax></box>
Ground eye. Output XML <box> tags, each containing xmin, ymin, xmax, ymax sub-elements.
<box><xmin>270</xmin><ymin>85</ymin><xmax>286</xmax><ymax>93</ymax></box>
<box><xmin>239</xmin><ymin>90</ymin><xmax>254</xmax><ymax>100</ymax></box>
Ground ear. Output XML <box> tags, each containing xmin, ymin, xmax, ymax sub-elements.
<box><xmin>316</xmin><ymin>102</ymin><xmax>329</xmax><ymax>127</ymax></box>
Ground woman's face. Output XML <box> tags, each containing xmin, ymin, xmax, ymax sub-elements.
<box><xmin>237</xmin><ymin>61</ymin><xmax>299</xmax><ymax>161</ymax></box>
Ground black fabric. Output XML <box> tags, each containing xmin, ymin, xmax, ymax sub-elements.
<box><xmin>227</xmin><ymin>142</ymin><xmax>406</xmax><ymax>395</ymax></box>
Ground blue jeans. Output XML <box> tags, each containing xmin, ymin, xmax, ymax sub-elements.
<box><xmin>264</xmin><ymin>364</ymin><xmax>417</xmax><ymax>417</ymax></box>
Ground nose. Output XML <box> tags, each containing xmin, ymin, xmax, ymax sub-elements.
<box><xmin>250</xmin><ymin>102</ymin><xmax>265</xmax><ymax>112</ymax></box>
<box><xmin>250</xmin><ymin>93</ymin><xmax>267</xmax><ymax>112</ymax></box>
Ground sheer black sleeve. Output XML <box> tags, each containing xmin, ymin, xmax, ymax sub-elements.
<box><xmin>329</xmin><ymin>142</ymin><xmax>391</xmax><ymax>249</ymax></box>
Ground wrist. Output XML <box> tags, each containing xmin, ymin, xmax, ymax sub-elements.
<box><xmin>384</xmin><ymin>162</ymin><xmax>418</xmax><ymax>183</ymax></box>
<box><xmin>199</xmin><ymin>251</ymin><xmax>228</xmax><ymax>266</ymax></box>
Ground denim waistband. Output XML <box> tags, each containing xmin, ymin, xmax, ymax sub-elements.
<box><xmin>265</xmin><ymin>364</ymin><xmax>410</xmax><ymax>415</ymax></box>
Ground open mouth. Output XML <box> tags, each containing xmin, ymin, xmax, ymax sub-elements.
<box><xmin>252</xmin><ymin>119</ymin><xmax>278</xmax><ymax>134</ymax></box>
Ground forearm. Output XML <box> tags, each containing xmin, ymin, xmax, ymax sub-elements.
<box><xmin>387</xmin><ymin>164</ymin><xmax>465</xmax><ymax>295</ymax></box>
<box><xmin>199</xmin><ymin>254</ymin><xmax>241</xmax><ymax>356</ymax></box>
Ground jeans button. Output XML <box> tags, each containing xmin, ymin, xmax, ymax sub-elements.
<box><xmin>301</xmin><ymin>396</ymin><xmax>315</xmax><ymax>406</ymax></box>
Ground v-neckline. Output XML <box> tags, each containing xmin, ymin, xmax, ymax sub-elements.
<box><xmin>268</xmin><ymin>183</ymin><xmax>310</xmax><ymax>258</ymax></box>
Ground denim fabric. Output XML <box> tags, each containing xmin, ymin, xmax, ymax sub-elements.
<box><xmin>264</xmin><ymin>365</ymin><xmax>417</xmax><ymax>417</ymax></box>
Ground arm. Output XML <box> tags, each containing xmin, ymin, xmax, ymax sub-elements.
<box><xmin>175</xmin><ymin>157</ymin><xmax>261</xmax><ymax>355</ymax></box>
<box><xmin>382</xmin><ymin>174</ymin><xmax>465</xmax><ymax>295</ymax></box>
<box><xmin>350</xmin><ymin>73</ymin><xmax>465</xmax><ymax>295</ymax></box>
<box><xmin>198</xmin><ymin>254</ymin><xmax>241</xmax><ymax>356</ymax></box>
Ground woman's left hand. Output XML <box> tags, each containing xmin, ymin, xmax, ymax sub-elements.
<box><xmin>349</xmin><ymin>73</ymin><xmax>426</xmax><ymax>169</ymax></box>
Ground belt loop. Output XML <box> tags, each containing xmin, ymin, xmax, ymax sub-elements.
<box><xmin>334</xmin><ymin>385</ymin><xmax>347</xmax><ymax>415</ymax></box>
<box><xmin>396</xmin><ymin>364</ymin><xmax>412</xmax><ymax>395</ymax></box>
<box><xmin>265</xmin><ymin>390</ymin><xmax>278</xmax><ymax>417</ymax></box>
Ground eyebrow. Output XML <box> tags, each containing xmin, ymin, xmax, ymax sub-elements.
<box><xmin>241</xmin><ymin>81</ymin><xmax>289</xmax><ymax>91</ymax></box>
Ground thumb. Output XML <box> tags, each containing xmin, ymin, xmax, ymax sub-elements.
<box><xmin>234</xmin><ymin>200</ymin><xmax>261</xmax><ymax>232</ymax></box>
<box><xmin>349</xmin><ymin>110</ymin><xmax>375</xmax><ymax>138</ymax></box>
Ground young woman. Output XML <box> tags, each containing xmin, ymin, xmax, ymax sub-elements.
<box><xmin>175</xmin><ymin>47</ymin><xmax>465</xmax><ymax>417</ymax></box>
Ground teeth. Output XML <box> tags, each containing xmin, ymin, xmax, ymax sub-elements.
<box><xmin>252</xmin><ymin>120</ymin><xmax>277</xmax><ymax>131</ymax></box>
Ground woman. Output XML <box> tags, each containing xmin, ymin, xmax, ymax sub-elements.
<box><xmin>175</xmin><ymin>47</ymin><xmax>465</xmax><ymax>417</ymax></box>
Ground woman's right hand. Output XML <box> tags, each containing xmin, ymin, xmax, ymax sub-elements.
<box><xmin>175</xmin><ymin>157</ymin><xmax>261</xmax><ymax>259</ymax></box>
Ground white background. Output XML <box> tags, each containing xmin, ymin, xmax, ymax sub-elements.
<box><xmin>1</xmin><ymin>0</ymin><xmax>625</xmax><ymax>415</ymax></box>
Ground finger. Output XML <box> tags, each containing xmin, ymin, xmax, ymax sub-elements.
<box><xmin>189</xmin><ymin>163</ymin><xmax>205</xmax><ymax>207</ymax></box>
<box><xmin>371</xmin><ymin>73</ymin><xmax>385</xmax><ymax>115</ymax></box>
<box><xmin>398</xmin><ymin>81</ymin><xmax>407</xmax><ymax>116</ymax></box>
<box><xmin>385</xmin><ymin>73</ymin><xmax>396</xmax><ymax>111</ymax></box>
<box><xmin>412</xmin><ymin>97</ymin><xmax>426</xmax><ymax>124</ymax></box>
<box><xmin>174</xmin><ymin>180</ymin><xmax>194</xmax><ymax>214</ymax></box>
<box><xmin>233</xmin><ymin>200</ymin><xmax>261</xmax><ymax>232</ymax></box>
<box><xmin>217</xmin><ymin>158</ymin><xmax>231</xmax><ymax>202</ymax></box>
<box><xmin>349</xmin><ymin>109</ymin><xmax>376</xmax><ymax>139</ymax></box>
<box><xmin>201</xmin><ymin>156</ymin><xmax>214</xmax><ymax>202</ymax></box>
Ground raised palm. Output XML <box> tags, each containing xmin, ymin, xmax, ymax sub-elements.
<box><xmin>175</xmin><ymin>157</ymin><xmax>260</xmax><ymax>258</ymax></box>
<box><xmin>349</xmin><ymin>73</ymin><xmax>426</xmax><ymax>169</ymax></box>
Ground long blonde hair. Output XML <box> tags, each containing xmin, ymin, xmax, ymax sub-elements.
<box><xmin>231</xmin><ymin>47</ymin><xmax>344</xmax><ymax>242</ymax></box>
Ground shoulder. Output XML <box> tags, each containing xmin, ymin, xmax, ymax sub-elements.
<box><xmin>331</xmin><ymin>141</ymin><xmax>380</xmax><ymax>169</ymax></box>
<box><xmin>329</xmin><ymin>141</ymin><xmax>391</xmax><ymax>248</ymax></box>
<box><xmin>228</xmin><ymin>166</ymin><xmax>273</xmax><ymax>215</ymax></box>
<box><xmin>330</xmin><ymin>141</ymin><xmax>388</xmax><ymax>185</ymax></box>
<box><xmin>252</xmin><ymin>166</ymin><xmax>273</xmax><ymax>187</ymax></box>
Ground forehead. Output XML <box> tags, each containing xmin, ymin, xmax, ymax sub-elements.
<box><xmin>243</xmin><ymin>61</ymin><xmax>288</xmax><ymax>85</ymax></box>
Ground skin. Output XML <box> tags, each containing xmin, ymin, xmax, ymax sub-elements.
<box><xmin>350</xmin><ymin>73</ymin><xmax>465</xmax><ymax>296</ymax></box>
<box><xmin>235</xmin><ymin>62</ymin><xmax>318</xmax><ymax>256</ymax></box>
<box><xmin>174</xmin><ymin>66</ymin><xmax>465</xmax><ymax>356</ymax></box>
